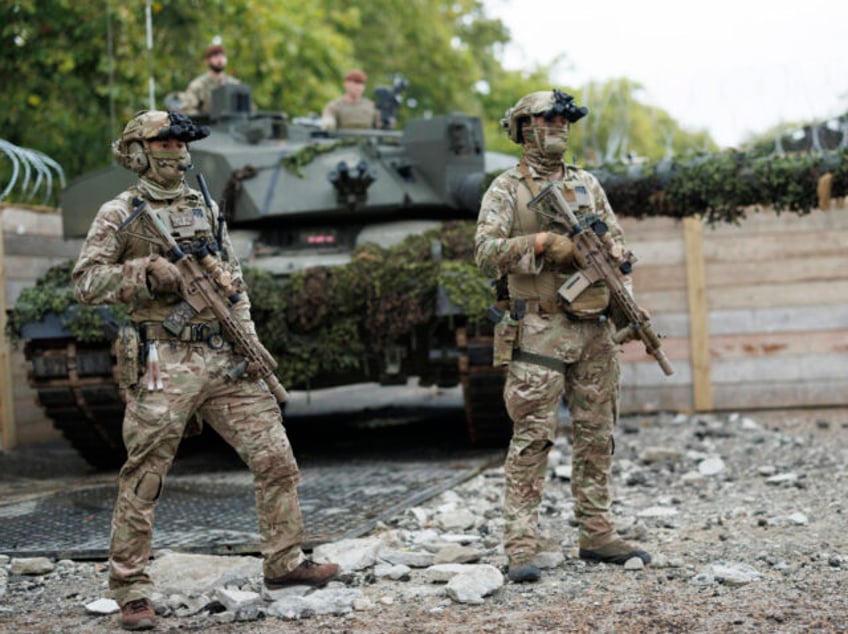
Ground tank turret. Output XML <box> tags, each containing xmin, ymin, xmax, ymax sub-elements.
<box><xmin>21</xmin><ymin>82</ymin><xmax>514</xmax><ymax>468</ymax></box>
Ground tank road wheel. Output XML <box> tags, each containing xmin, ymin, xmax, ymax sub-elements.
<box><xmin>25</xmin><ymin>339</ymin><xmax>127</xmax><ymax>470</ymax></box>
<box><xmin>456</xmin><ymin>327</ymin><xmax>512</xmax><ymax>447</ymax></box>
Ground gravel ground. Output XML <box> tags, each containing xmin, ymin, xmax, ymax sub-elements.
<box><xmin>1</xmin><ymin>407</ymin><xmax>846</xmax><ymax>633</ymax></box>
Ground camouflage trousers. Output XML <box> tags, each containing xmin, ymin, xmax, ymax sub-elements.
<box><xmin>502</xmin><ymin>312</ymin><xmax>620</xmax><ymax>564</ymax></box>
<box><xmin>109</xmin><ymin>338</ymin><xmax>304</xmax><ymax>605</ymax></box>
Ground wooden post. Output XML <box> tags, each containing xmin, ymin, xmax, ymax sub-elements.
<box><xmin>0</xmin><ymin>208</ymin><xmax>17</xmax><ymax>449</ymax></box>
<box><xmin>683</xmin><ymin>216</ymin><xmax>713</xmax><ymax>411</ymax></box>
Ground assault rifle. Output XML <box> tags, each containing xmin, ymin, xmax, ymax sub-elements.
<box><xmin>528</xmin><ymin>183</ymin><xmax>674</xmax><ymax>376</ymax></box>
<box><xmin>118</xmin><ymin>190</ymin><xmax>289</xmax><ymax>403</ymax></box>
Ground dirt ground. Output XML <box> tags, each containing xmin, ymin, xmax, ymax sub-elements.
<box><xmin>2</xmin><ymin>407</ymin><xmax>846</xmax><ymax>633</ymax></box>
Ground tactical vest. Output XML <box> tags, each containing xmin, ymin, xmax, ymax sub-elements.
<box><xmin>123</xmin><ymin>187</ymin><xmax>223</xmax><ymax>322</ymax></box>
<box><xmin>508</xmin><ymin>167</ymin><xmax>610</xmax><ymax>316</ymax></box>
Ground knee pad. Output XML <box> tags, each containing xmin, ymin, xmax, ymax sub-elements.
<box><xmin>135</xmin><ymin>472</ymin><xmax>163</xmax><ymax>501</ymax></box>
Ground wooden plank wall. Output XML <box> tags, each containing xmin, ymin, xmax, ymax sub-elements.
<box><xmin>0</xmin><ymin>204</ymin><xmax>84</xmax><ymax>447</ymax></box>
<box><xmin>618</xmin><ymin>204</ymin><xmax>848</xmax><ymax>413</ymax></box>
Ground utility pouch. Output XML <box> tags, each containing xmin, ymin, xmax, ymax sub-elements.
<box><xmin>493</xmin><ymin>312</ymin><xmax>520</xmax><ymax>367</ymax></box>
<box><xmin>114</xmin><ymin>323</ymin><xmax>142</xmax><ymax>389</ymax></box>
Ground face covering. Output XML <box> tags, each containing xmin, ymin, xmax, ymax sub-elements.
<box><xmin>522</xmin><ymin>123</ymin><xmax>569</xmax><ymax>175</ymax></box>
<box><xmin>529</xmin><ymin>124</ymin><xmax>569</xmax><ymax>155</ymax></box>
<box><xmin>145</xmin><ymin>147</ymin><xmax>191</xmax><ymax>189</ymax></box>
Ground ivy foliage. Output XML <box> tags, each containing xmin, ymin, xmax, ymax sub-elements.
<box><xmin>5</xmin><ymin>260</ymin><xmax>127</xmax><ymax>343</ymax></box>
<box><xmin>591</xmin><ymin>148</ymin><xmax>848</xmax><ymax>225</ymax></box>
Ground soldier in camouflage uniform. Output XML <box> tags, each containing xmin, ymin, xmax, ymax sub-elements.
<box><xmin>180</xmin><ymin>44</ymin><xmax>241</xmax><ymax>115</ymax></box>
<box><xmin>72</xmin><ymin>110</ymin><xmax>339</xmax><ymax>630</ymax></box>
<box><xmin>475</xmin><ymin>90</ymin><xmax>651</xmax><ymax>583</ymax></box>
<box><xmin>321</xmin><ymin>69</ymin><xmax>381</xmax><ymax>130</ymax></box>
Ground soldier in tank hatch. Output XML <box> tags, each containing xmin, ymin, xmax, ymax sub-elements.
<box><xmin>321</xmin><ymin>68</ymin><xmax>381</xmax><ymax>131</ymax></box>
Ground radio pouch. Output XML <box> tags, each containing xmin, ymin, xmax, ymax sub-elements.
<box><xmin>114</xmin><ymin>323</ymin><xmax>141</xmax><ymax>389</ymax></box>
<box><xmin>493</xmin><ymin>312</ymin><xmax>520</xmax><ymax>367</ymax></box>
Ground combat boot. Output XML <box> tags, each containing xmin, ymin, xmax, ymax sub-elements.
<box><xmin>120</xmin><ymin>598</ymin><xmax>156</xmax><ymax>631</ymax></box>
<box><xmin>264</xmin><ymin>559</ymin><xmax>340</xmax><ymax>589</ymax></box>
<box><xmin>579</xmin><ymin>539</ymin><xmax>651</xmax><ymax>565</ymax></box>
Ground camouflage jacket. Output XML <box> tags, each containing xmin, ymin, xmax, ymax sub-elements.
<box><xmin>72</xmin><ymin>183</ymin><xmax>253</xmax><ymax>328</ymax></box>
<box><xmin>321</xmin><ymin>97</ymin><xmax>380</xmax><ymax>130</ymax></box>
<box><xmin>183</xmin><ymin>72</ymin><xmax>240</xmax><ymax>115</ymax></box>
<box><xmin>475</xmin><ymin>160</ymin><xmax>626</xmax><ymax>305</ymax></box>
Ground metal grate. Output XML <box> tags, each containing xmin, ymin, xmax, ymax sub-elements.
<box><xmin>0</xmin><ymin>454</ymin><xmax>498</xmax><ymax>560</ymax></box>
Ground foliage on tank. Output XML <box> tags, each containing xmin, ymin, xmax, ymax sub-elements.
<box><xmin>5</xmin><ymin>261</ymin><xmax>128</xmax><ymax>344</ymax></box>
<box><xmin>6</xmin><ymin>222</ymin><xmax>491</xmax><ymax>388</ymax></box>
<box><xmin>244</xmin><ymin>220</ymin><xmax>488</xmax><ymax>387</ymax></box>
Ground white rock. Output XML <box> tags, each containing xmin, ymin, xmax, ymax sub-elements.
<box><xmin>214</xmin><ymin>587</ymin><xmax>262</xmax><ymax>612</ymax></box>
<box><xmin>698</xmin><ymin>456</ymin><xmax>726</xmax><ymax>476</ymax></box>
<box><xmin>267</xmin><ymin>588</ymin><xmax>364</xmax><ymax>619</ymax></box>
<box><xmin>10</xmin><ymin>557</ymin><xmax>54</xmax><ymax>576</ymax></box>
<box><xmin>637</xmin><ymin>506</ymin><xmax>679</xmax><ymax>518</ymax></box>
<box><xmin>788</xmin><ymin>512</ymin><xmax>809</xmax><ymax>526</ymax></box>
<box><xmin>433</xmin><ymin>509</ymin><xmax>477</xmax><ymax>531</ymax></box>
<box><xmin>624</xmin><ymin>557</ymin><xmax>645</xmax><ymax>570</ymax></box>
<box><xmin>423</xmin><ymin>563</ymin><xmax>474</xmax><ymax>584</ymax></box>
<box><xmin>547</xmin><ymin>449</ymin><xmax>563</xmax><ymax>468</ymax></box>
<box><xmin>84</xmin><ymin>598</ymin><xmax>120</xmax><ymax>615</ymax></box>
<box><xmin>439</xmin><ymin>533</ymin><xmax>483</xmax><ymax>544</ymax></box>
<box><xmin>710</xmin><ymin>562</ymin><xmax>761</xmax><ymax>586</ymax></box>
<box><xmin>639</xmin><ymin>447</ymin><xmax>683</xmax><ymax>464</ymax></box>
<box><xmin>445</xmin><ymin>564</ymin><xmax>503</xmax><ymax>605</ymax></box>
<box><xmin>148</xmin><ymin>553</ymin><xmax>261</xmax><ymax>594</ymax></box>
<box><xmin>374</xmin><ymin>563</ymin><xmax>411</xmax><ymax>580</ymax></box>
<box><xmin>530</xmin><ymin>551</ymin><xmax>564</xmax><ymax>569</ymax></box>
<box><xmin>378</xmin><ymin>549</ymin><xmax>434</xmax><ymax>568</ymax></box>
<box><xmin>312</xmin><ymin>537</ymin><xmax>383</xmax><ymax>572</ymax></box>
<box><xmin>766</xmin><ymin>473</ymin><xmax>799</xmax><ymax>485</ymax></box>
<box><xmin>554</xmin><ymin>464</ymin><xmax>572</xmax><ymax>480</ymax></box>
<box><xmin>433</xmin><ymin>544</ymin><xmax>482</xmax><ymax>564</ymax></box>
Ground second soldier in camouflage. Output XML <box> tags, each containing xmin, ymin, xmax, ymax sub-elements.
<box><xmin>475</xmin><ymin>90</ymin><xmax>651</xmax><ymax>583</ymax></box>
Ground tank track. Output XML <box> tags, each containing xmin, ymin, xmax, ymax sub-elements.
<box><xmin>25</xmin><ymin>339</ymin><xmax>127</xmax><ymax>470</ymax></box>
<box><xmin>456</xmin><ymin>327</ymin><xmax>512</xmax><ymax>447</ymax></box>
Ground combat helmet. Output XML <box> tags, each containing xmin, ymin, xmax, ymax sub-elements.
<box><xmin>112</xmin><ymin>110</ymin><xmax>209</xmax><ymax>173</ymax></box>
<box><xmin>501</xmin><ymin>89</ymin><xmax>588</xmax><ymax>144</ymax></box>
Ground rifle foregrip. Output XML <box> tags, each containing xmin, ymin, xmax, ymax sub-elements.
<box><xmin>654</xmin><ymin>348</ymin><xmax>675</xmax><ymax>376</ymax></box>
<box><xmin>265</xmin><ymin>374</ymin><xmax>290</xmax><ymax>403</ymax></box>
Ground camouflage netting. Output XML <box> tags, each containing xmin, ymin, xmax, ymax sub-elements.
<box><xmin>5</xmin><ymin>222</ymin><xmax>490</xmax><ymax>388</ymax></box>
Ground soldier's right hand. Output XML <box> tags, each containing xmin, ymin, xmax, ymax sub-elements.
<box><xmin>542</xmin><ymin>233</ymin><xmax>585</xmax><ymax>269</ymax></box>
<box><xmin>146</xmin><ymin>255</ymin><xmax>182</xmax><ymax>295</ymax></box>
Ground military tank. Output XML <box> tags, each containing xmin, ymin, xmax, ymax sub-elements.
<box><xmin>21</xmin><ymin>82</ymin><xmax>516</xmax><ymax>468</ymax></box>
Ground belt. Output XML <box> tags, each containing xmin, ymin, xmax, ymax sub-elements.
<box><xmin>510</xmin><ymin>298</ymin><xmax>560</xmax><ymax>317</ymax></box>
<box><xmin>138</xmin><ymin>321</ymin><xmax>224</xmax><ymax>345</ymax></box>
<box><xmin>510</xmin><ymin>298</ymin><xmax>607</xmax><ymax>323</ymax></box>
<box><xmin>513</xmin><ymin>349</ymin><xmax>566</xmax><ymax>374</ymax></box>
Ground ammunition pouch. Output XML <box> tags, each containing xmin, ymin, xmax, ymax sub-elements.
<box><xmin>493</xmin><ymin>311</ymin><xmax>521</xmax><ymax>367</ymax></box>
<box><xmin>114</xmin><ymin>323</ymin><xmax>142</xmax><ymax>389</ymax></box>
<box><xmin>564</xmin><ymin>282</ymin><xmax>609</xmax><ymax>319</ymax></box>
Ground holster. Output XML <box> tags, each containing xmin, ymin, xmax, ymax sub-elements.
<box><xmin>114</xmin><ymin>323</ymin><xmax>142</xmax><ymax>389</ymax></box>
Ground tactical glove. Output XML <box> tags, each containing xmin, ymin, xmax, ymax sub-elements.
<box><xmin>146</xmin><ymin>254</ymin><xmax>182</xmax><ymax>295</ymax></box>
<box><xmin>543</xmin><ymin>233</ymin><xmax>585</xmax><ymax>270</ymax></box>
